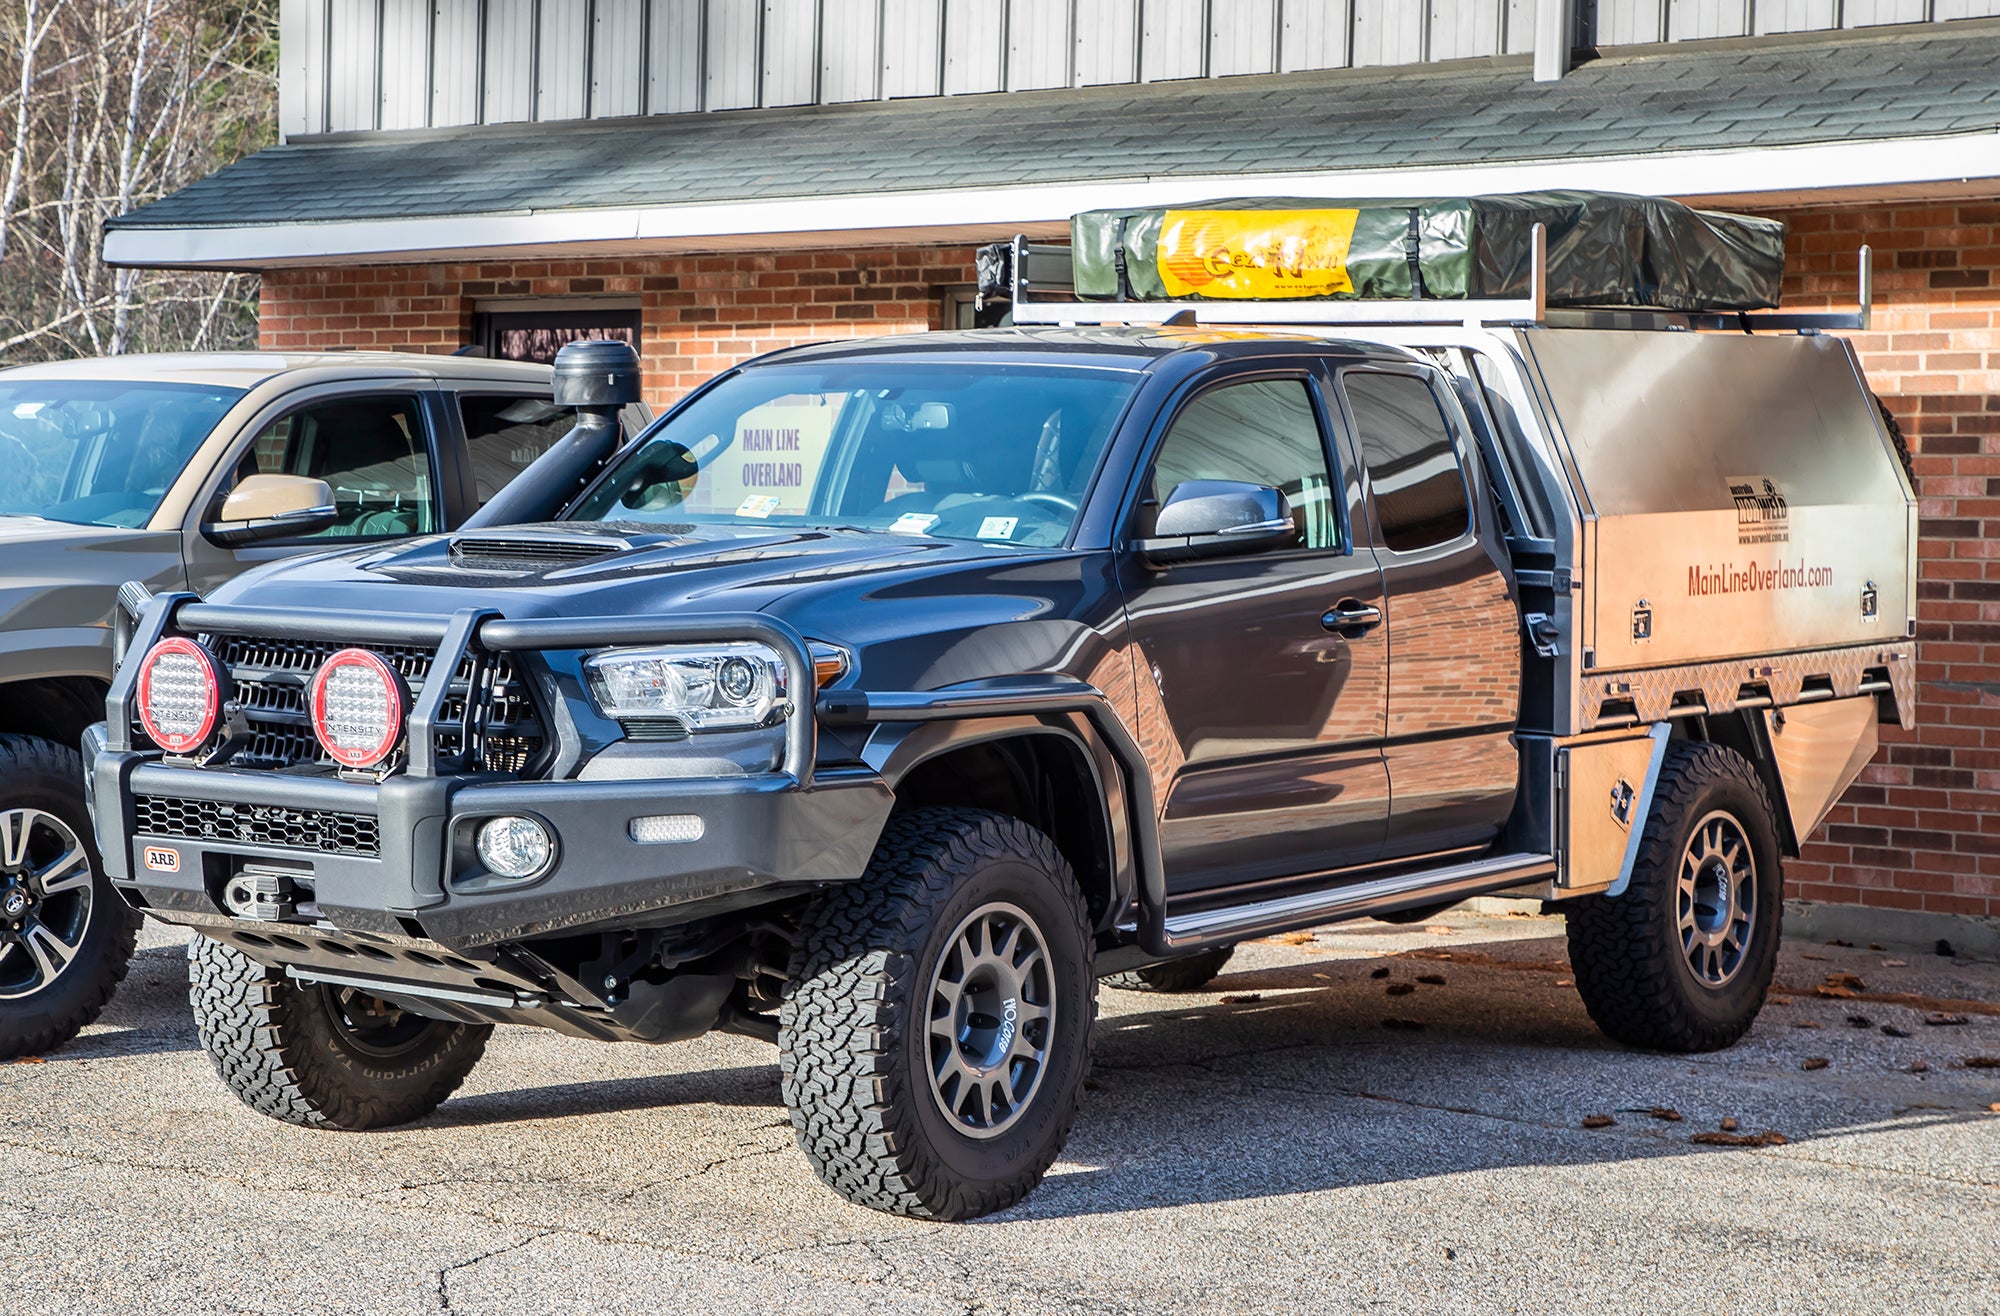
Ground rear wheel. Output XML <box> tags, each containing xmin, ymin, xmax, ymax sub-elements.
<box><xmin>0</xmin><ymin>735</ymin><xmax>139</xmax><ymax>1061</ymax></box>
<box><xmin>1105</xmin><ymin>945</ymin><xmax>1235</xmax><ymax>993</ymax></box>
<box><xmin>1565</xmin><ymin>741</ymin><xmax>1783</xmax><ymax>1053</ymax></box>
<box><xmin>189</xmin><ymin>935</ymin><xmax>490</xmax><ymax>1128</ymax></box>
<box><xmin>781</xmin><ymin>808</ymin><xmax>1096</xmax><ymax>1220</ymax></box>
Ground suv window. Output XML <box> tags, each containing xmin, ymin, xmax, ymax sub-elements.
<box><xmin>1148</xmin><ymin>378</ymin><xmax>1339</xmax><ymax>551</ymax></box>
<box><xmin>236</xmin><ymin>395</ymin><xmax>435</xmax><ymax>538</ymax></box>
<box><xmin>461</xmin><ymin>394</ymin><xmax>575</xmax><ymax>507</ymax></box>
<box><xmin>1342</xmin><ymin>371</ymin><xmax>1470</xmax><ymax>554</ymax></box>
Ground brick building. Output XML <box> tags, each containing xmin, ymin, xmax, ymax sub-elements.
<box><xmin>108</xmin><ymin>4</ymin><xmax>2000</xmax><ymax>935</ymax></box>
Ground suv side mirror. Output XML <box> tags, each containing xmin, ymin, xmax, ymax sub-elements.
<box><xmin>1136</xmin><ymin>480</ymin><xmax>1297</xmax><ymax>565</ymax></box>
<box><xmin>204</xmin><ymin>474</ymin><xmax>337</xmax><ymax>545</ymax></box>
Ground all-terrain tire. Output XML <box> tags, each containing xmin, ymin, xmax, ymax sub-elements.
<box><xmin>780</xmin><ymin>807</ymin><xmax>1096</xmax><ymax>1220</ymax></box>
<box><xmin>1105</xmin><ymin>945</ymin><xmax>1235</xmax><ymax>993</ymax></box>
<box><xmin>189</xmin><ymin>936</ymin><xmax>491</xmax><ymax>1129</ymax></box>
<box><xmin>1565</xmin><ymin>741</ymin><xmax>1784</xmax><ymax>1053</ymax></box>
<box><xmin>0</xmin><ymin>734</ymin><xmax>140</xmax><ymax>1061</ymax></box>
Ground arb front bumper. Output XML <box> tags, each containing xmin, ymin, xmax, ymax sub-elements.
<box><xmin>89</xmin><ymin>595</ymin><xmax>893</xmax><ymax>954</ymax></box>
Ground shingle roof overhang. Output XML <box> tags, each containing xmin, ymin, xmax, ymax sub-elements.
<box><xmin>105</xmin><ymin>25</ymin><xmax>2000</xmax><ymax>271</ymax></box>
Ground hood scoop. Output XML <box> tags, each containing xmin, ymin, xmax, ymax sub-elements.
<box><xmin>448</xmin><ymin>530</ymin><xmax>633</xmax><ymax>569</ymax></box>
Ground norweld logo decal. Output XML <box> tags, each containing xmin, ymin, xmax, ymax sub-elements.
<box><xmin>1730</xmin><ymin>475</ymin><xmax>1790</xmax><ymax>545</ymax></box>
<box><xmin>1688</xmin><ymin>559</ymin><xmax>1833</xmax><ymax>596</ymax></box>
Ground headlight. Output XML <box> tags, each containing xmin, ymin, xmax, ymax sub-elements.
<box><xmin>584</xmin><ymin>642</ymin><xmax>792</xmax><ymax>731</ymax></box>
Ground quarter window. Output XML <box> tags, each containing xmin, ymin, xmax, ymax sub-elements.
<box><xmin>1343</xmin><ymin>372</ymin><xmax>1471</xmax><ymax>553</ymax></box>
<box><xmin>1148</xmin><ymin>379</ymin><xmax>1340</xmax><ymax>551</ymax></box>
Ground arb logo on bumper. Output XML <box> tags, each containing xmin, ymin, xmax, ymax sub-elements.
<box><xmin>143</xmin><ymin>846</ymin><xmax>180</xmax><ymax>873</ymax></box>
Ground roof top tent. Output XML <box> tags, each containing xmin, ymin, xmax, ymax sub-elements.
<box><xmin>976</xmin><ymin>192</ymin><xmax>1915</xmax><ymax>748</ymax></box>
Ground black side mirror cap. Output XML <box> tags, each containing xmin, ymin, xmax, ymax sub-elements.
<box><xmin>1134</xmin><ymin>480</ymin><xmax>1297</xmax><ymax>565</ymax></box>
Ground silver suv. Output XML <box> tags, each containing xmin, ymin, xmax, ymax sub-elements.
<box><xmin>0</xmin><ymin>350</ymin><xmax>641</xmax><ymax>1058</ymax></box>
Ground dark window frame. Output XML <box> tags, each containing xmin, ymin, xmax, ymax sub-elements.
<box><xmin>471</xmin><ymin>306</ymin><xmax>642</xmax><ymax>364</ymax></box>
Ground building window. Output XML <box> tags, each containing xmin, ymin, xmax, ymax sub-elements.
<box><xmin>470</xmin><ymin>302</ymin><xmax>641</xmax><ymax>364</ymax></box>
<box><xmin>941</xmin><ymin>285</ymin><xmax>1010</xmax><ymax>330</ymax></box>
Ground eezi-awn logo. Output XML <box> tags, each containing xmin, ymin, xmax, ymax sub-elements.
<box><xmin>1730</xmin><ymin>475</ymin><xmax>1790</xmax><ymax>545</ymax></box>
<box><xmin>143</xmin><ymin>846</ymin><xmax>179</xmax><ymax>873</ymax></box>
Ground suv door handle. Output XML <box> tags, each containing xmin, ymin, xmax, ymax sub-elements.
<box><xmin>1321</xmin><ymin>600</ymin><xmax>1383</xmax><ymax>635</ymax></box>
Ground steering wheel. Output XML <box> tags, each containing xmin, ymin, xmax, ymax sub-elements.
<box><xmin>1019</xmin><ymin>492</ymin><xmax>1080</xmax><ymax>516</ymax></box>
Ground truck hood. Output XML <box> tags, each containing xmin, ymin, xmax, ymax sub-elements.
<box><xmin>205</xmin><ymin>522</ymin><xmax>1127</xmax><ymax>695</ymax></box>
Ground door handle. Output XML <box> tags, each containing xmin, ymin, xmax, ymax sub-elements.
<box><xmin>1321</xmin><ymin>600</ymin><xmax>1383</xmax><ymax>635</ymax></box>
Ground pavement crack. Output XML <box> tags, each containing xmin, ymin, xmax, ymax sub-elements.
<box><xmin>434</xmin><ymin>1229</ymin><xmax>556</xmax><ymax>1312</ymax></box>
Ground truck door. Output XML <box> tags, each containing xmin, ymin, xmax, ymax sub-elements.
<box><xmin>1333</xmin><ymin>366</ymin><xmax>1520</xmax><ymax>861</ymax></box>
<box><xmin>1116</xmin><ymin>370</ymin><xmax>1390</xmax><ymax>894</ymax></box>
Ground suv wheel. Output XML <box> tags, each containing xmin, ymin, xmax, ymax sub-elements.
<box><xmin>1565</xmin><ymin>741</ymin><xmax>1784</xmax><ymax>1053</ymax></box>
<box><xmin>781</xmin><ymin>808</ymin><xmax>1096</xmax><ymax>1220</ymax></box>
<box><xmin>0</xmin><ymin>735</ymin><xmax>139</xmax><ymax>1061</ymax></box>
<box><xmin>189</xmin><ymin>936</ymin><xmax>491</xmax><ymax>1128</ymax></box>
<box><xmin>1105</xmin><ymin>945</ymin><xmax>1235</xmax><ymax>993</ymax></box>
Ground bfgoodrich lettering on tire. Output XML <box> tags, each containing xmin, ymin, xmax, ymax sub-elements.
<box><xmin>1565</xmin><ymin>741</ymin><xmax>1784</xmax><ymax>1053</ymax></box>
<box><xmin>189</xmin><ymin>935</ymin><xmax>491</xmax><ymax>1129</ymax></box>
<box><xmin>780</xmin><ymin>808</ymin><xmax>1096</xmax><ymax>1220</ymax></box>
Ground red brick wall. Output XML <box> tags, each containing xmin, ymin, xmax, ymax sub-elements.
<box><xmin>1769</xmin><ymin>201</ymin><xmax>1999</xmax><ymax>920</ymax></box>
<box><xmin>258</xmin><ymin>203</ymin><xmax>2000</xmax><ymax>921</ymax></box>
<box><xmin>259</xmin><ymin>247</ymin><xmax>977</xmax><ymax>407</ymax></box>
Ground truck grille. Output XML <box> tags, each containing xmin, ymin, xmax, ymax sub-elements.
<box><xmin>133</xmin><ymin>794</ymin><xmax>380</xmax><ymax>857</ymax></box>
<box><xmin>132</xmin><ymin>635</ymin><xmax>546</xmax><ymax>777</ymax></box>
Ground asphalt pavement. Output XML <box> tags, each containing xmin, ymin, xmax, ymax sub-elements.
<box><xmin>3</xmin><ymin>909</ymin><xmax>1996</xmax><ymax>1315</ymax></box>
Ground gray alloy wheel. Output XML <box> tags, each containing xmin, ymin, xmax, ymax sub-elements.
<box><xmin>0</xmin><ymin>808</ymin><xmax>96</xmax><ymax>1002</ymax></box>
<box><xmin>924</xmin><ymin>900</ymin><xmax>1058</xmax><ymax>1140</ymax></box>
<box><xmin>1677</xmin><ymin>810</ymin><xmax>1757</xmax><ymax>989</ymax></box>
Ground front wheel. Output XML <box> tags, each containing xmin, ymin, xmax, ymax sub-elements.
<box><xmin>0</xmin><ymin>735</ymin><xmax>139</xmax><ymax>1061</ymax></box>
<box><xmin>189</xmin><ymin>936</ymin><xmax>490</xmax><ymax>1128</ymax></box>
<box><xmin>781</xmin><ymin>808</ymin><xmax>1096</xmax><ymax>1220</ymax></box>
<box><xmin>1565</xmin><ymin>741</ymin><xmax>1784</xmax><ymax>1053</ymax></box>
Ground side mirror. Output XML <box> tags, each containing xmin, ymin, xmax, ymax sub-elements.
<box><xmin>204</xmin><ymin>474</ymin><xmax>337</xmax><ymax>545</ymax></box>
<box><xmin>1136</xmin><ymin>480</ymin><xmax>1297</xmax><ymax>565</ymax></box>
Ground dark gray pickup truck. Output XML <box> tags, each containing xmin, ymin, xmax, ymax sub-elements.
<box><xmin>89</xmin><ymin>292</ymin><xmax>1915</xmax><ymax>1220</ymax></box>
<box><xmin>0</xmin><ymin>351</ymin><xmax>613</xmax><ymax>1060</ymax></box>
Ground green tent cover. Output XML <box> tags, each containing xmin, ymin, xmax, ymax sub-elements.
<box><xmin>1070</xmin><ymin>191</ymin><xmax>1786</xmax><ymax>311</ymax></box>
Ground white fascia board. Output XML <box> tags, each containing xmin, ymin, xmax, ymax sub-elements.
<box><xmin>105</xmin><ymin>130</ymin><xmax>2000</xmax><ymax>270</ymax></box>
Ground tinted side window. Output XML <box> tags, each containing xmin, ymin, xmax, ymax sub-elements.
<box><xmin>1149</xmin><ymin>379</ymin><xmax>1339</xmax><ymax>551</ymax></box>
<box><xmin>461</xmin><ymin>394</ymin><xmax>575</xmax><ymax>507</ymax></box>
<box><xmin>1344</xmin><ymin>372</ymin><xmax>1470</xmax><ymax>553</ymax></box>
<box><xmin>236</xmin><ymin>394</ymin><xmax>435</xmax><ymax>538</ymax></box>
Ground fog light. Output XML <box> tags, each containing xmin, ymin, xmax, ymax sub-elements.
<box><xmin>629</xmin><ymin>814</ymin><xmax>704</xmax><ymax>845</ymax></box>
<box><xmin>475</xmin><ymin>815</ymin><xmax>555</xmax><ymax>879</ymax></box>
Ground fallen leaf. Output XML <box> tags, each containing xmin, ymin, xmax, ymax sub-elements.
<box><xmin>1692</xmin><ymin>1130</ymin><xmax>1788</xmax><ymax>1147</ymax></box>
<box><xmin>1880</xmin><ymin>959</ymin><xmax>1908</xmax><ymax>968</ymax></box>
<box><xmin>1648</xmin><ymin>1107</ymin><xmax>1684</xmax><ymax>1123</ymax></box>
<box><xmin>1802</xmin><ymin>1057</ymin><xmax>1831</xmax><ymax>1071</ymax></box>
<box><xmin>1581</xmin><ymin>1114</ymin><xmax>1615</xmax><ymax>1129</ymax></box>
<box><xmin>1801</xmin><ymin>953</ymin><xmax>1830</xmax><ymax>962</ymax></box>
<box><xmin>1219</xmin><ymin>992</ymin><xmax>1262</xmax><ymax>1005</ymax></box>
<box><xmin>1826</xmin><ymin>938</ymin><xmax>1854</xmax><ymax>948</ymax></box>
<box><xmin>1791</xmin><ymin>1021</ymin><xmax>1823</xmax><ymax>1030</ymax></box>
<box><xmin>1386</xmin><ymin>982</ymin><xmax>1416</xmax><ymax>997</ymax></box>
<box><xmin>1814</xmin><ymin>985</ymin><xmax>1859</xmax><ymax>1000</ymax></box>
<box><xmin>1988</xmin><ymin>1103</ymin><xmax>2000</xmax><ymax>1113</ymax></box>
<box><xmin>1382</xmin><ymin>1017</ymin><xmax>1425</xmax><ymax>1031</ymax></box>
<box><xmin>1925</xmin><ymin>1013</ymin><xmax>1970</xmax><ymax>1027</ymax></box>
<box><xmin>1425</xmin><ymin>924</ymin><xmax>1455</xmax><ymax>936</ymax></box>
<box><xmin>1825</xmin><ymin>972</ymin><xmax>1867</xmax><ymax>990</ymax></box>
<box><xmin>1274</xmin><ymin>931</ymin><xmax>1316</xmax><ymax>946</ymax></box>
<box><xmin>1719</xmin><ymin>1117</ymin><xmax>1739</xmax><ymax>1132</ymax></box>
<box><xmin>1417</xmin><ymin>973</ymin><xmax>1447</xmax><ymax>986</ymax></box>
<box><xmin>1370</xmin><ymin>966</ymin><xmax>1391</xmax><ymax>980</ymax></box>
<box><xmin>1962</xmin><ymin>1057</ymin><xmax>2000</xmax><ymax>1069</ymax></box>
<box><xmin>10</xmin><ymin>1057</ymin><xmax>45</xmax><ymax>1065</ymax></box>
<box><xmin>1555</xmin><ymin>978</ymin><xmax>1574</xmax><ymax>988</ymax></box>
<box><xmin>1907</xmin><ymin>1061</ymin><xmax>1930</xmax><ymax>1074</ymax></box>
<box><xmin>1881</xmin><ymin>1024</ymin><xmax>1912</xmax><ymax>1038</ymax></box>
<box><xmin>1870</xmin><ymin>943</ymin><xmax>1885</xmax><ymax>951</ymax></box>
<box><xmin>1846</xmin><ymin>1015</ymin><xmax>1873</xmax><ymax>1028</ymax></box>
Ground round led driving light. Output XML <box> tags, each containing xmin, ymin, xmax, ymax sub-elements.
<box><xmin>476</xmin><ymin>815</ymin><xmax>555</xmax><ymax>880</ymax></box>
<box><xmin>135</xmin><ymin>637</ymin><xmax>224</xmax><ymax>754</ymax></box>
<box><xmin>308</xmin><ymin>648</ymin><xmax>407</xmax><ymax>769</ymax></box>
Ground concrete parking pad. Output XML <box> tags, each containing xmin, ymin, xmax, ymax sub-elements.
<box><xmin>4</xmin><ymin>910</ymin><xmax>1995</xmax><ymax>1315</ymax></box>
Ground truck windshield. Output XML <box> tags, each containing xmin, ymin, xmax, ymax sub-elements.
<box><xmin>0</xmin><ymin>380</ymin><xmax>245</xmax><ymax>528</ymax></box>
<box><xmin>569</xmin><ymin>362</ymin><xmax>1139</xmax><ymax>547</ymax></box>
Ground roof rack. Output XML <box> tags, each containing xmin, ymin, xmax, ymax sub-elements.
<box><xmin>980</xmin><ymin>224</ymin><xmax>1872</xmax><ymax>335</ymax></box>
